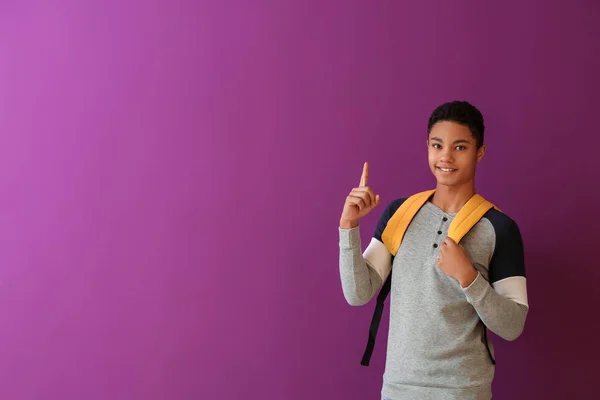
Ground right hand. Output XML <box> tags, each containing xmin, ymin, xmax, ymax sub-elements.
<box><xmin>340</xmin><ymin>162</ymin><xmax>381</xmax><ymax>229</ymax></box>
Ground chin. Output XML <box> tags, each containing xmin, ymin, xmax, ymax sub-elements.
<box><xmin>434</xmin><ymin>173</ymin><xmax>461</xmax><ymax>187</ymax></box>
<box><xmin>436</xmin><ymin>179</ymin><xmax>458</xmax><ymax>187</ymax></box>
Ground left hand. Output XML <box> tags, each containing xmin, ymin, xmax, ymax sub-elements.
<box><xmin>436</xmin><ymin>237</ymin><xmax>478</xmax><ymax>287</ymax></box>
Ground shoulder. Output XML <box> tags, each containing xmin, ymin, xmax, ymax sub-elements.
<box><xmin>373</xmin><ymin>197</ymin><xmax>408</xmax><ymax>241</ymax></box>
<box><xmin>383</xmin><ymin>197</ymin><xmax>408</xmax><ymax>215</ymax></box>
<box><xmin>482</xmin><ymin>208</ymin><xmax>526</xmax><ymax>282</ymax></box>
<box><xmin>484</xmin><ymin>208</ymin><xmax>522</xmax><ymax>236</ymax></box>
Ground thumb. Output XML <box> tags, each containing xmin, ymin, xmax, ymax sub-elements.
<box><xmin>444</xmin><ymin>237</ymin><xmax>457</xmax><ymax>246</ymax></box>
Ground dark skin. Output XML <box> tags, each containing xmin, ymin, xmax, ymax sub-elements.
<box><xmin>339</xmin><ymin>120</ymin><xmax>486</xmax><ymax>287</ymax></box>
<box><xmin>427</xmin><ymin>121</ymin><xmax>486</xmax><ymax>287</ymax></box>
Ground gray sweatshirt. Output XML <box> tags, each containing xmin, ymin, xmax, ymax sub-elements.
<box><xmin>339</xmin><ymin>198</ymin><xmax>529</xmax><ymax>400</ymax></box>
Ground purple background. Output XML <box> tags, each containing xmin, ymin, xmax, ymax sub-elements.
<box><xmin>1</xmin><ymin>1</ymin><xmax>598</xmax><ymax>399</ymax></box>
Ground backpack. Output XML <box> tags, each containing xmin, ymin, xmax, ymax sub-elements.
<box><xmin>360</xmin><ymin>189</ymin><xmax>498</xmax><ymax>366</ymax></box>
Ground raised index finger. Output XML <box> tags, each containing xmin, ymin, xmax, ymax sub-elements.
<box><xmin>360</xmin><ymin>162</ymin><xmax>369</xmax><ymax>187</ymax></box>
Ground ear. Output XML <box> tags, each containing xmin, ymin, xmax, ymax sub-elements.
<box><xmin>476</xmin><ymin>144</ymin><xmax>486</xmax><ymax>162</ymax></box>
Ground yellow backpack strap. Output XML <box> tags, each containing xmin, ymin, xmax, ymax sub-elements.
<box><xmin>381</xmin><ymin>191</ymin><xmax>499</xmax><ymax>254</ymax></box>
<box><xmin>447</xmin><ymin>194</ymin><xmax>498</xmax><ymax>243</ymax></box>
<box><xmin>381</xmin><ymin>189</ymin><xmax>435</xmax><ymax>255</ymax></box>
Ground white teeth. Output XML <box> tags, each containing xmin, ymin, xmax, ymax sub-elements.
<box><xmin>440</xmin><ymin>168</ymin><xmax>455</xmax><ymax>172</ymax></box>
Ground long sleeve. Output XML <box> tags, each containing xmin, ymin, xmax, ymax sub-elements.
<box><xmin>338</xmin><ymin>226</ymin><xmax>384</xmax><ymax>306</ymax></box>
<box><xmin>462</xmin><ymin>213</ymin><xmax>530</xmax><ymax>341</ymax></box>
<box><xmin>462</xmin><ymin>272</ymin><xmax>529</xmax><ymax>340</ymax></box>
<box><xmin>338</xmin><ymin>200</ymin><xmax>402</xmax><ymax>306</ymax></box>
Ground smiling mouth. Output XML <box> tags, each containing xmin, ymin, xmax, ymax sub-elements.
<box><xmin>437</xmin><ymin>167</ymin><xmax>457</xmax><ymax>172</ymax></box>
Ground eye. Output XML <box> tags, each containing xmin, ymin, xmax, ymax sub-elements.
<box><xmin>432</xmin><ymin>143</ymin><xmax>442</xmax><ymax>149</ymax></box>
<box><xmin>455</xmin><ymin>146</ymin><xmax>467</xmax><ymax>150</ymax></box>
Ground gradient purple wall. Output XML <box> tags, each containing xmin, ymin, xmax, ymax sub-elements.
<box><xmin>0</xmin><ymin>1</ymin><xmax>598</xmax><ymax>399</ymax></box>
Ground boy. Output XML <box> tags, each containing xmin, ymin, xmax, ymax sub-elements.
<box><xmin>338</xmin><ymin>101</ymin><xmax>529</xmax><ymax>400</ymax></box>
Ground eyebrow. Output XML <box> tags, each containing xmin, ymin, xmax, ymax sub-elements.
<box><xmin>430</xmin><ymin>137</ymin><xmax>472</xmax><ymax>145</ymax></box>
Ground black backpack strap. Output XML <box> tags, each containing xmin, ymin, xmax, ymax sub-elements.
<box><xmin>360</xmin><ymin>273</ymin><xmax>392</xmax><ymax>366</ymax></box>
<box><xmin>360</xmin><ymin>275</ymin><xmax>496</xmax><ymax>367</ymax></box>
<box><xmin>482</xmin><ymin>322</ymin><xmax>496</xmax><ymax>365</ymax></box>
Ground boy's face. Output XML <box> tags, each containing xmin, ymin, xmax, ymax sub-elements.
<box><xmin>427</xmin><ymin>121</ymin><xmax>486</xmax><ymax>188</ymax></box>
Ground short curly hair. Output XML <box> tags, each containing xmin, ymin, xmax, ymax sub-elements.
<box><xmin>427</xmin><ymin>101</ymin><xmax>485</xmax><ymax>148</ymax></box>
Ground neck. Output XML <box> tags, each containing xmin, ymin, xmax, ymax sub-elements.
<box><xmin>430</xmin><ymin>182</ymin><xmax>476</xmax><ymax>213</ymax></box>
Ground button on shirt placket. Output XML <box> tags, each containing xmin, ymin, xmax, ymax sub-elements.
<box><xmin>433</xmin><ymin>216</ymin><xmax>449</xmax><ymax>252</ymax></box>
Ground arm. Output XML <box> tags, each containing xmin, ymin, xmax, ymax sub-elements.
<box><xmin>462</xmin><ymin>218</ymin><xmax>529</xmax><ymax>341</ymax></box>
<box><xmin>462</xmin><ymin>273</ymin><xmax>528</xmax><ymax>340</ymax></box>
<box><xmin>339</xmin><ymin>226</ymin><xmax>391</xmax><ymax>306</ymax></box>
<box><xmin>339</xmin><ymin>199</ymin><xmax>400</xmax><ymax>306</ymax></box>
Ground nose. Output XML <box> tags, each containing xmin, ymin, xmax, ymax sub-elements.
<box><xmin>439</xmin><ymin>147</ymin><xmax>454</xmax><ymax>163</ymax></box>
